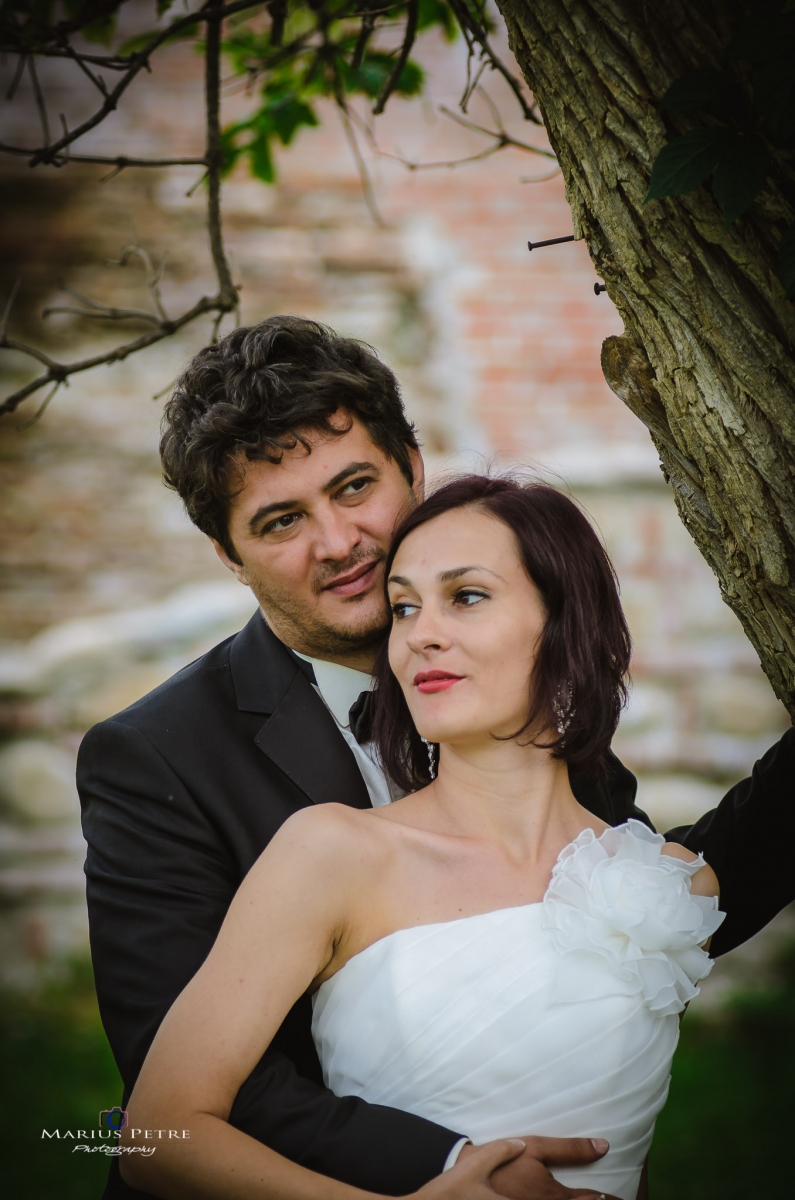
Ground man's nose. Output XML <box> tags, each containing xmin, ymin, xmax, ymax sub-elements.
<box><xmin>313</xmin><ymin>508</ymin><xmax>363</xmax><ymax>561</ymax></box>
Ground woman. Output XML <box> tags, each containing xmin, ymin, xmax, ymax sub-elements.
<box><xmin>122</xmin><ymin>476</ymin><xmax>722</xmax><ymax>1200</ymax></box>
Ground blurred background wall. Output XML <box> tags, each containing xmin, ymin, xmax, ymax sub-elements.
<box><xmin>0</xmin><ymin>11</ymin><xmax>793</xmax><ymax>1196</ymax></box>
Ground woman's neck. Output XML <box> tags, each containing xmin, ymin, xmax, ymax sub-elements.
<box><xmin>425</xmin><ymin>739</ymin><xmax>597</xmax><ymax>865</ymax></box>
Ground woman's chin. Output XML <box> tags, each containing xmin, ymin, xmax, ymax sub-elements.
<box><xmin>423</xmin><ymin>726</ymin><xmax>512</xmax><ymax>752</ymax></box>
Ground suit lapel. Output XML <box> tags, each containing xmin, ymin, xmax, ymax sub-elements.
<box><xmin>230</xmin><ymin>611</ymin><xmax>371</xmax><ymax>811</ymax></box>
<box><xmin>255</xmin><ymin>671</ymin><xmax>371</xmax><ymax>809</ymax></box>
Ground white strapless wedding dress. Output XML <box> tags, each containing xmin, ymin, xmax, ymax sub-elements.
<box><xmin>313</xmin><ymin>821</ymin><xmax>724</xmax><ymax>1200</ymax></box>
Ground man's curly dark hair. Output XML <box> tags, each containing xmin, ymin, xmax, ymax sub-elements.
<box><xmin>160</xmin><ymin>315</ymin><xmax>419</xmax><ymax>562</ymax></box>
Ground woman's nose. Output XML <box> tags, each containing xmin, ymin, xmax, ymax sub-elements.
<box><xmin>405</xmin><ymin>604</ymin><xmax>450</xmax><ymax>654</ymax></box>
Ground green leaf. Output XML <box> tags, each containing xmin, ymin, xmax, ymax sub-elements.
<box><xmin>156</xmin><ymin>0</ymin><xmax>175</xmax><ymax>15</ymax></box>
<box><xmin>340</xmin><ymin>51</ymin><xmax>424</xmax><ymax>99</ymax></box>
<box><xmin>712</xmin><ymin>134</ymin><xmax>771</xmax><ymax>223</ymax></box>
<box><xmin>417</xmin><ymin>0</ymin><xmax>458</xmax><ymax>40</ymax></box>
<box><xmin>118</xmin><ymin>28</ymin><xmax>161</xmax><ymax>55</ymax></box>
<box><xmin>395</xmin><ymin>59</ymin><xmax>424</xmax><ymax>98</ymax></box>
<box><xmin>220</xmin><ymin>127</ymin><xmax>243</xmax><ymax>176</ymax></box>
<box><xmin>778</xmin><ymin>224</ymin><xmax>795</xmax><ymax>300</ymax></box>
<box><xmin>248</xmin><ymin>132</ymin><xmax>275</xmax><ymax>183</ymax></box>
<box><xmin>658</xmin><ymin>67</ymin><xmax>742</xmax><ymax>121</ymax></box>
<box><xmin>81</xmin><ymin>13</ymin><xmax>117</xmax><ymax>46</ymax></box>
<box><xmin>266</xmin><ymin>96</ymin><xmax>318</xmax><ymax>146</ymax></box>
<box><xmin>645</xmin><ymin>127</ymin><xmax>733</xmax><ymax>202</ymax></box>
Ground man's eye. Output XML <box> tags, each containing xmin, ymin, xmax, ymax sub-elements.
<box><xmin>391</xmin><ymin>601</ymin><xmax>420</xmax><ymax>620</ymax></box>
<box><xmin>263</xmin><ymin>513</ymin><xmax>300</xmax><ymax>534</ymax></box>
<box><xmin>339</xmin><ymin>477</ymin><xmax>373</xmax><ymax>497</ymax></box>
<box><xmin>453</xmin><ymin>588</ymin><xmax>488</xmax><ymax>607</ymax></box>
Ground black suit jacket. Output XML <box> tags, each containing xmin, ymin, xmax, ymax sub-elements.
<box><xmin>78</xmin><ymin>611</ymin><xmax>794</xmax><ymax>1197</ymax></box>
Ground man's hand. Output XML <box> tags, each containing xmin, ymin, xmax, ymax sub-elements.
<box><xmin>458</xmin><ymin>1135</ymin><xmax>618</xmax><ymax>1200</ymax></box>
<box><xmin>412</xmin><ymin>1140</ymin><xmax>530</xmax><ymax>1199</ymax></box>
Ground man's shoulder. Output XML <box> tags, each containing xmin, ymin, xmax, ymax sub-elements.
<box><xmin>101</xmin><ymin>629</ymin><xmax>239</xmax><ymax>732</ymax></box>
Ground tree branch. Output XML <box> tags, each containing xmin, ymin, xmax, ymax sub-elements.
<box><xmin>27</xmin><ymin>53</ymin><xmax>51</xmax><ymax>147</ymax></box>
<box><xmin>8</xmin><ymin>1</ymin><xmax>265</xmax><ymax>169</ymax></box>
<box><xmin>373</xmin><ymin>0</ymin><xmax>418</xmax><ymax>116</ymax></box>
<box><xmin>0</xmin><ymin>293</ymin><xmax>228</xmax><ymax>419</ymax></box>
<box><xmin>0</xmin><ymin>143</ymin><xmax>207</xmax><ymax>171</ymax></box>
<box><xmin>205</xmin><ymin>0</ymin><xmax>238</xmax><ymax>311</ymax></box>
<box><xmin>0</xmin><ymin>1</ymin><xmax>244</xmax><ymax>420</ymax></box>
<box><xmin>448</xmin><ymin>0</ymin><xmax>540</xmax><ymax>124</ymax></box>
<box><xmin>354</xmin><ymin>99</ymin><xmax>555</xmax><ymax>172</ymax></box>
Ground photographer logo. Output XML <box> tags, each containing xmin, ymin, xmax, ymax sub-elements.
<box><xmin>41</xmin><ymin>1105</ymin><xmax>190</xmax><ymax>1153</ymax></box>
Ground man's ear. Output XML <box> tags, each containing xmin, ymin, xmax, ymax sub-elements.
<box><xmin>409</xmin><ymin>445</ymin><xmax>425</xmax><ymax>504</ymax></box>
<box><xmin>210</xmin><ymin>537</ymin><xmax>249</xmax><ymax>585</ymax></box>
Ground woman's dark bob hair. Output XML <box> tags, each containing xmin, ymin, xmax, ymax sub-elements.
<box><xmin>371</xmin><ymin>475</ymin><xmax>631</xmax><ymax>792</ymax></box>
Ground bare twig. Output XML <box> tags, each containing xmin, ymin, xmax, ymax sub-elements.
<box><xmin>205</xmin><ymin>0</ymin><xmax>238</xmax><ymax>310</ymax></box>
<box><xmin>42</xmin><ymin>276</ymin><xmax>165</xmax><ymax>327</ymax></box>
<box><xmin>6</xmin><ymin>54</ymin><xmax>26</xmax><ymax>102</ymax></box>
<box><xmin>373</xmin><ymin>0</ymin><xmax>418</xmax><ymax>116</ymax></box>
<box><xmin>0</xmin><ymin>292</ymin><xmax>228</xmax><ymax>419</ymax></box>
<box><xmin>1</xmin><ymin>280</ymin><xmax>22</xmax><ymax>340</ymax></box>
<box><xmin>27</xmin><ymin>54</ymin><xmax>51</xmax><ymax>147</ymax></box>
<box><xmin>17</xmin><ymin>380</ymin><xmax>62</xmax><ymax>431</ymax></box>
<box><xmin>447</xmin><ymin>0</ymin><xmax>540</xmax><ymax>124</ymax></box>
<box><xmin>1</xmin><ymin>337</ymin><xmax>63</xmax><ymax>371</ymax></box>
<box><xmin>460</xmin><ymin>57</ymin><xmax>488</xmax><ymax>114</ymax></box>
<box><xmin>438</xmin><ymin>104</ymin><xmax>554</xmax><ymax>156</ymax></box>
<box><xmin>0</xmin><ymin>142</ymin><xmax>208</xmax><ymax>171</ymax></box>
<box><xmin>520</xmin><ymin>168</ymin><xmax>561</xmax><ymax>183</ymax></box>
<box><xmin>335</xmin><ymin>91</ymin><xmax>384</xmax><ymax>227</ymax></box>
<box><xmin>351</xmin><ymin>13</ymin><xmax>376</xmax><ymax>71</ymax></box>
<box><xmin>13</xmin><ymin>1</ymin><xmax>264</xmax><ymax>169</ymax></box>
<box><xmin>42</xmin><ymin>305</ymin><xmax>162</xmax><ymax>325</ymax></box>
<box><xmin>59</xmin><ymin>40</ymin><xmax>109</xmax><ymax>96</ymax></box>
<box><xmin>0</xmin><ymin>0</ymin><xmax>243</xmax><ymax>421</ymax></box>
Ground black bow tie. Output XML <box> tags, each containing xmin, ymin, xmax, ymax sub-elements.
<box><xmin>348</xmin><ymin>689</ymin><xmax>373</xmax><ymax>745</ymax></box>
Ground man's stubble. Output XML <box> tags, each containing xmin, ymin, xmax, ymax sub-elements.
<box><xmin>245</xmin><ymin>542</ymin><xmax>391</xmax><ymax>660</ymax></box>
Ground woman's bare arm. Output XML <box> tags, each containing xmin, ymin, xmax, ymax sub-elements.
<box><xmin>120</xmin><ymin>804</ymin><xmax>382</xmax><ymax>1198</ymax></box>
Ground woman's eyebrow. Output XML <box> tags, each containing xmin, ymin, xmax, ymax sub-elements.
<box><xmin>438</xmin><ymin>565</ymin><xmax>504</xmax><ymax>582</ymax></box>
<box><xmin>388</xmin><ymin>565</ymin><xmax>505</xmax><ymax>588</ymax></box>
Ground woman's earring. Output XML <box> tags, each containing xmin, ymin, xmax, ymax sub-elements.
<box><xmin>552</xmin><ymin>679</ymin><xmax>574</xmax><ymax>737</ymax></box>
<box><xmin>421</xmin><ymin>737</ymin><xmax>437</xmax><ymax>780</ymax></box>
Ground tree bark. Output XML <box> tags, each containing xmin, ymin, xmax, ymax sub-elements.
<box><xmin>495</xmin><ymin>0</ymin><xmax>795</xmax><ymax>716</ymax></box>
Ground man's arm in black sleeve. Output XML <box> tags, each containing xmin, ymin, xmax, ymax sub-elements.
<box><xmin>570</xmin><ymin>747</ymin><xmax>654</xmax><ymax>829</ymax></box>
<box><xmin>664</xmin><ymin>728</ymin><xmax>795</xmax><ymax>957</ymax></box>
<box><xmin>78</xmin><ymin>719</ymin><xmax>461</xmax><ymax>1195</ymax></box>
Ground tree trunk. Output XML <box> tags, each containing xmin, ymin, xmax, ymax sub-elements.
<box><xmin>496</xmin><ymin>0</ymin><xmax>795</xmax><ymax>717</ymax></box>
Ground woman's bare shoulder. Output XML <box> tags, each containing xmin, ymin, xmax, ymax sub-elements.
<box><xmin>249</xmin><ymin>802</ymin><xmax>391</xmax><ymax>894</ymax></box>
<box><xmin>661</xmin><ymin>841</ymin><xmax>720</xmax><ymax>897</ymax></box>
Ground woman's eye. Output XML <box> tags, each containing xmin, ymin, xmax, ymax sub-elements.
<box><xmin>453</xmin><ymin>588</ymin><xmax>488</xmax><ymax>607</ymax></box>
<box><xmin>391</xmin><ymin>601</ymin><xmax>420</xmax><ymax>619</ymax></box>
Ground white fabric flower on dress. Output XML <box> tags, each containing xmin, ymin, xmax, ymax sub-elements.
<box><xmin>542</xmin><ymin>819</ymin><xmax>725</xmax><ymax>1018</ymax></box>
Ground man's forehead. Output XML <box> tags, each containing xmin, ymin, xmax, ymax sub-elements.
<box><xmin>229</xmin><ymin>419</ymin><xmax>387</xmax><ymax>510</ymax></box>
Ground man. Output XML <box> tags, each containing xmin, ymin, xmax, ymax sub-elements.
<box><xmin>78</xmin><ymin>315</ymin><xmax>794</xmax><ymax>1200</ymax></box>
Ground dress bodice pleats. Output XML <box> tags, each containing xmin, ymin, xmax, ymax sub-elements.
<box><xmin>312</xmin><ymin>822</ymin><xmax>724</xmax><ymax>1200</ymax></box>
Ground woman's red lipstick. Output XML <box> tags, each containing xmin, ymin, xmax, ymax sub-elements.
<box><xmin>414</xmin><ymin>671</ymin><xmax>464</xmax><ymax>694</ymax></box>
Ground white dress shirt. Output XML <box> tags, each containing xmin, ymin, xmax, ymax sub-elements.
<box><xmin>292</xmin><ymin>651</ymin><xmax>469</xmax><ymax>1170</ymax></box>
<box><xmin>294</xmin><ymin>653</ymin><xmax>400</xmax><ymax>808</ymax></box>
